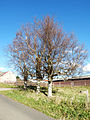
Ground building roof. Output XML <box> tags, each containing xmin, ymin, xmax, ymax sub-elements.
<box><xmin>53</xmin><ymin>75</ymin><xmax>90</xmax><ymax>82</ymax></box>
<box><xmin>0</xmin><ymin>72</ymin><xmax>7</xmax><ymax>77</ymax></box>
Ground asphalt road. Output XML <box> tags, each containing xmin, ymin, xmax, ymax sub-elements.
<box><xmin>0</xmin><ymin>88</ymin><xmax>17</xmax><ymax>91</ymax></box>
<box><xmin>0</xmin><ymin>95</ymin><xmax>55</xmax><ymax>120</ymax></box>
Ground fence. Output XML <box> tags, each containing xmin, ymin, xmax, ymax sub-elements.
<box><xmin>15</xmin><ymin>81</ymin><xmax>48</xmax><ymax>87</ymax></box>
<box><xmin>15</xmin><ymin>79</ymin><xmax>90</xmax><ymax>87</ymax></box>
<box><xmin>53</xmin><ymin>79</ymin><xmax>90</xmax><ymax>87</ymax></box>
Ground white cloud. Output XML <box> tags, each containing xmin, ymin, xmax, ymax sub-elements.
<box><xmin>0</xmin><ymin>67</ymin><xmax>6</xmax><ymax>71</ymax></box>
<box><xmin>83</xmin><ymin>63</ymin><xmax>90</xmax><ymax>72</ymax></box>
<box><xmin>0</xmin><ymin>67</ymin><xmax>14</xmax><ymax>72</ymax></box>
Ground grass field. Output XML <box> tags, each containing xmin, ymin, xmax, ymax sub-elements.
<box><xmin>0</xmin><ymin>83</ymin><xmax>16</xmax><ymax>88</ymax></box>
<box><xmin>0</xmin><ymin>85</ymin><xmax>90</xmax><ymax>120</ymax></box>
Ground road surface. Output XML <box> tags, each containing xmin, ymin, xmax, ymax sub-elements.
<box><xmin>0</xmin><ymin>95</ymin><xmax>55</xmax><ymax>120</ymax></box>
<box><xmin>0</xmin><ymin>88</ymin><xmax>17</xmax><ymax>91</ymax></box>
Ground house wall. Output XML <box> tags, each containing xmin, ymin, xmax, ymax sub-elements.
<box><xmin>0</xmin><ymin>71</ymin><xmax>16</xmax><ymax>83</ymax></box>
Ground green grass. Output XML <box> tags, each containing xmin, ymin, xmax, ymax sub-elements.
<box><xmin>0</xmin><ymin>86</ymin><xmax>90</xmax><ymax>120</ymax></box>
<box><xmin>0</xmin><ymin>83</ymin><xmax>16</xmax><ymax>88</ymax></box>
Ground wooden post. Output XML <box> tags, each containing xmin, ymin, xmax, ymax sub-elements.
<box><xmin>86</xmin><ymin>90</ymin><xmax>89</xmax><ymax>109</ymax></box>
<box><xmin>71</xmin><ymin>82</ymin><xmax>74</xmax><ymax>87</ymax></box>
<box><xmin>80</xmin><ymin>90</ymin><xmax>89</xmax><ymax>109</ymax></box>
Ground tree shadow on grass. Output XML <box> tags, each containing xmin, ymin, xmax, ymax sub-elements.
<box><xmin>27</xmin><ymin>85</ymin><xmax>37</xmax><ymax>91</ymax></box>
<box><xmin>17</xmin><ymin>85</ymin><xmax>56</xmax><ymax>96</ymax></box>
<box><xmin>17</xmin><ymin>85</ymin><xmax>37</xmax><ymax>92</ymax></box>
<box><xmin>40</xmin><ymin>87</ymin><xmax>48</xmax><ymax>96</ymax></box>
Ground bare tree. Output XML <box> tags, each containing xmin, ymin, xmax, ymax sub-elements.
<box><xmin>8</xmin><ymin>16</ymin><xmax>87</xmax><ymax>96</ymax></box>
<box><xmin>36</xmin><ymin>16</ymin><xmax>87</xmax><ymax>97</ymax></box>
<box><xmin>8</xmin><ymin>24</ymin><xmax>43</xmax><ymax>91</ymax></box>
<box><xmin>8</xmin><ymin>30</ymin><xmax>31</xmax><ymax>89</ymax></box>
<box><xmin>21</xmin><ymin>24</ymin><xmax>44</xmax><ymax>93</ymax></box>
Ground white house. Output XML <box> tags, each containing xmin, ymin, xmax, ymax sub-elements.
<box><xmin>0</xmin><ymin>71</ymin><xmax>16</xmax><ymax>83</ymax></box>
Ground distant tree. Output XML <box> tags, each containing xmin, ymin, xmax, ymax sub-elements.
<box><xmin>36</xmin><ymin>16</ymin><xmax>87</xmax><ymax>97</ymax></box>
<box><xmin>16</xmin><ymin>76</ymin><xmax>20</xmax><ymax>80</ymax></box>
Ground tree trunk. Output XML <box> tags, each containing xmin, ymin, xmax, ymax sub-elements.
<box><xmin>24</xmin><ymin>81</ymin><xmax>27</xmax><ymax>90</ymax></box>
<box><xmin>48</xmin><ymin>77</ymin><xmax>52</xmax><ymax>97</ymax></box>
<box><xmin>24</xmin><ymin>76</ymin><xmax>27</xmax><ymax>90</ymax></box>
<box><xmin>36</xmin><ymin>81</ymin><xmax>40</xmax><ymax>94</ymax></box>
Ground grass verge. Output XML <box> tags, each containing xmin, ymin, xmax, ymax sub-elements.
<box><xmin>0</xmin><ymin>86</ymin><xmax>90</xmax><ymax>120</ymax></box>
<box><xmin>0</xmin><ymin>83</ymin><xmax>16</xmax><ymax>88</ymax></box>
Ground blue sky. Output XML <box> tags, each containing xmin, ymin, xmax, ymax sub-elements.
<box><xmin>0</xmin><ymin>0</ymin><xmax>90</xmax><ymax>74</ymax></box>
